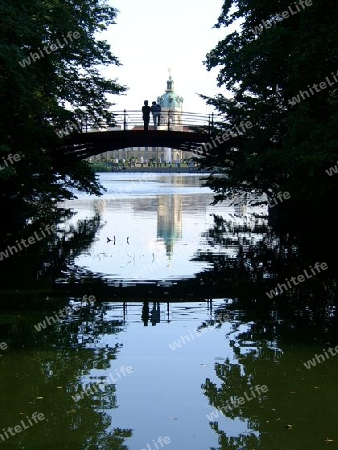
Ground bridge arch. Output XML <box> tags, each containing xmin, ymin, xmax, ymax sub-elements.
<box><xmin>58</xmin><ymin>110</ymin><xmax>244</xmax><ymax>161</ymax></box>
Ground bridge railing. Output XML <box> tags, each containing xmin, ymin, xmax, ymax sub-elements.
<box><xmin>79</xmin><ymin>110</ymin><xmax>215</xmax><ymax>135</ymax></box>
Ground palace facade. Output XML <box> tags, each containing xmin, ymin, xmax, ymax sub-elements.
<box><xmin>90</xmin><ymin>74</ymin><xmax>193</xmax><ymax>165</ymax></box>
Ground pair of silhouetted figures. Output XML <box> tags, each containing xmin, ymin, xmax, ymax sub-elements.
<box><xmin>142</xmin><ymin>302</ymin><xmax>161</xmax><ymax>326</ymax></box>
<box><xmin>142</xmin><ymin>100</ymin><xmax>161</xmax><ymax>130</ymax></box>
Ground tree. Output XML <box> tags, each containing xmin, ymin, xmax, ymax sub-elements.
<box><xmin>0</xmin><ymin>0</ymin><xmax>126</xmax><ymax>227</ymax></box>
<box><xmin>200</xmin><ymin>0</ymin><xmax>338</xmax><ymax>232</ymax></box>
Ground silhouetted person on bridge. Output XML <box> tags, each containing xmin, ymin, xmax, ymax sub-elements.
<box><xmin>142</xmin><ymin>100</ymin><xmax>151</xmax><ymax>131</ymax></box>
<box><xmin>150</xmin><ymin>101</ymin><xmax>161</xmax><ymax>129</ymax></box>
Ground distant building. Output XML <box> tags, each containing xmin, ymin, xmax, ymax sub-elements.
<box><xmin>157</xmin><ymin>73</ymin><xmax>184</xmax><ymax>130</ymax></box>
<box><xmin>90</xmin><ymin>73</ymin><xmax>192</xmax><ymax>165</ymax></box>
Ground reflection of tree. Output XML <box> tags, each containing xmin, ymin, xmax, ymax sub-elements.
<box><xmin>0</xmin><ymin>212</ymin><xmax>132</xmax><ymax>449</ymax></box>
<box><xmin>202</xmin><ymin>341</ymin><xmax>270</xmax><ymax>449</ymax></box>
<box><xmin>51</xmin><ymin>210</ymin><xmax>102</xmax><ymax>270</ymax></box>
<box><xmin>0</xmin><ymin>208</ymin><xmax>103</xmax><ymax>288</ymax></box>
<box><xmin>192</xmin><ymin>214</ymin><xmax>338</xmax><ymax>340</ymax></box>
<box><xmin>209</xmin><ymin>421</ymin><xmax>260</xmax><ymax>450</ymax></box>
<box><xmin>202</xmin><ymin>313</ymin><xmax>338</xmax><ymax>450</ymax></box>
<box><xmin>0</xmin><ymin>302</ymin><xmax>132</xmax><ymax>449</ymax></box>
<box><xmin>198</xmin><ymin>215</ymin><xmax>338</xmax><ymax>449</ymax></box>
<box><xmin>198</xmin><ymin>213</ymin><xmax>295</xmax><ymax>279</ymax></box>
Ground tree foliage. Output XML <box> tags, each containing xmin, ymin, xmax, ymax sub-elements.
<box><xmin>200</xmin><ymin>0</ymin><xmax>338</xmax><ymax>227</ymax></box>
<box><xmin>0</xmin><ymin>0</ymin><xmax>126</xmax><ymax>224</ymax></box>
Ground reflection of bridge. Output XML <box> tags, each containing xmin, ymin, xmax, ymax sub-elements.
<box><xmin>59</xmin><ymin>110</ymin><xmax>243</xmax><ymax>161</ymax></box>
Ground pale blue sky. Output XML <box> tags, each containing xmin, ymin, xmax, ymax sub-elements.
<box><xmin>101</xmin><ymin>0</ymin><xmax>227</xmax><ymax>114</ymax></box>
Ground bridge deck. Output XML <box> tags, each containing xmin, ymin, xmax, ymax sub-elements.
<box><xmin>55</xmin><ymin>110</ymin><xmax>245</xmax><ymax>161</ymax></box>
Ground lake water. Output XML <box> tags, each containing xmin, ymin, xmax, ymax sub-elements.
<box><xmin>0</xmin><ymin>173</ymin><xmax>337</xmax><ymax>450</ymax></box>
<box><xmin>57</xmin><ymin>173</ymin><xmax>267</xmax><ymax>284</ymax></box>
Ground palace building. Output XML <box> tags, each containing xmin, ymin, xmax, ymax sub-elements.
<box><xmin>90</xmin><ymin>74</ymin><xmax>193</xmax><ymax>165</ymax></box>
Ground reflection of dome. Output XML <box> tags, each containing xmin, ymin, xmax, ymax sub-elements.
<box><xmin>157</xmin><ymin>195</ymin><xmax>182</xmax><ymax>260</ymax></box>
<box><xmin>157</xmin><ymin>75</ymin><xmax>184</xmax><ymax>111</ymax></box>
<box><xmin>92</xmin><ymin>199</ymin><xmax>106</xmax><ymax>214</ymax></box>
<box><xmin>234</xmin><ymin>203</ymin><xmax>248</xmax><ymax>217</ymax></box>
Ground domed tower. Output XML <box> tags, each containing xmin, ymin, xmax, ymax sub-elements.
<box><xmin>157</xmin><ymin>71</ymin><xmax>184</xmax><ymax>129</ymax></box>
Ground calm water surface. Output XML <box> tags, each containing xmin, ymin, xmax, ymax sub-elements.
<box><xmin>58</xmin><ymin>173</ymin><xmax>266</xmax><ymax>282</ymax></box>
<box><xmin>0</xmin><ymin>173</ymin><xmax>337</xmax><ymax>450</ymax></box>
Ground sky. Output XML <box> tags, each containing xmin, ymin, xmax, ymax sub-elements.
<box><xmin>100</xmin><ymin>0</ymin><xmax>228</xmax><ymax>115</ymax></box>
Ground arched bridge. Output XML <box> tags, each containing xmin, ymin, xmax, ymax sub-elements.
<box><xmin>58</xmin><ymin>110</ymin><xmax>244</xmax><ymax>161</ymax></box>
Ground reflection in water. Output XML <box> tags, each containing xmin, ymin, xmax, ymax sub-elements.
<box><xmin>142</xmin><ymin>301</ymin><xmax>150</xmax><ymax>326</ymax></box>
<box><xmin>0</xmin><ymin>209</ymin><xmax>102</xmax><ymax>289</ymax></box>
<box><xmin>92</xmin><ymin>198</ymin><xmax>107</xmax><ymax>215</ymax></box>
<box><xmin>234</xmin><ymin>202</ymin><xmax>247</xmax><ymax>217</ymax></box>
<box><xmin>1</xmin><ymin>174</ymin><xmax>338</xmax><ymax>450</ymax></box>
<box><xmin>150</xmin><ymin>302</ymin><xmax>161</xmax><ymax>326</ymax></box>
<box><xmin>157</xmin><ymin>195</ymin><xmax>182</xmax><ymax>261</ymax></box>
<box><xmin>141</xmin><ymin>302</ymin><xmax>163</xmax><ymax>326</ymax></box>
<box><xmin>0</xmin><ymin>300</ymin><xmax>133</xmax><ymax>449</ymax></box>
<box><xmin>52</xmin><ymin>173</ymin><xmax>268</xmax><ymax>283</ymax></box>
<box><xmin>1</xmin><ymin>298</ymin><xmax>338</xmax><ymax>450</ymax></box>
<box><xmin>201</xmin><ymin>309</ymin><xmax>338</xmax><ymax>450</ymax></box>
<box><xmin>196</xmin><ymin>214</ymin><xmax>338</xmax><ymax>449</ymax></box>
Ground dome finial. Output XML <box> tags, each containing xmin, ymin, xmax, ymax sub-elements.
<box><xmin>166</xmin><ymin>69</ymin><xmax>174</xmax><ymax>92</ymax></box>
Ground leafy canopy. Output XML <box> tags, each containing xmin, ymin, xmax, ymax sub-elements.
<box><xmin>200</xmin><ymin>0</ymin><xmax>338</xmax><ymax>211</ymax></box>
<box><xmin>0</xmin><ymin>0</ymin><xmax>126</xmax><ymax>221</ymax></box>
